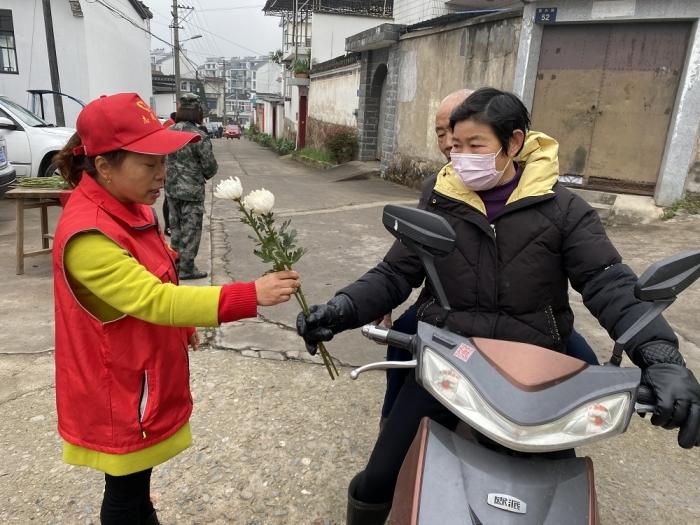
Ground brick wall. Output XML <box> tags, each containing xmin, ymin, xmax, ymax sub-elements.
<box><xmin>357</xmin><ymin>47</ymin><xmax>401</xmax><ymax>164</ymax></box>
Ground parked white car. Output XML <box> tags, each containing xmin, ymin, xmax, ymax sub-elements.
<box><xmin>0</xmin><ymin>96</ymin><xmax>74</xmax><ymax>178</ymax></box>
<box><xmin>0</xmin><ymin>136</ymin><xmax>16</xmax><ymax>198</ymax></box>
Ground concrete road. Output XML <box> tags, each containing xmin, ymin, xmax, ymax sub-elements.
<box><xmin>0</xmin><ymin>138</ymin><xmax>698</xmax><ymax>523</ymax></box>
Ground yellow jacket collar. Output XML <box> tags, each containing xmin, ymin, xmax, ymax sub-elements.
<box><xmin>434</xmin><ymin>131</ymin><xmax>560</xmax><ymax>214</ymax></box>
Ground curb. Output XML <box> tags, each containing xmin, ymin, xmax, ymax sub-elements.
<box><xmin>290</xmin><ymin>153</ymin><xmax>335</xmax><ymax>170</ymax></box>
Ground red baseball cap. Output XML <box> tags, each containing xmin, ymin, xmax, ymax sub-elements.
<box><xmin>74</xmin><ymin>93</ymin><xmax>200</xmax><ymax>156</ymax></box>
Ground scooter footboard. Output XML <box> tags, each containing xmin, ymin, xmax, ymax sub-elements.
<box><xmin>392</xmin><ymin>418</ymin><xmax>598</xmax><ymax>525</ymax></box>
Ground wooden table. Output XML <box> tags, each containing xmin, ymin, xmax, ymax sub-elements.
<box><xmin>4</xmin><ymin>186</ymin><xmax>72</xmax><ymax>275</ymax></box>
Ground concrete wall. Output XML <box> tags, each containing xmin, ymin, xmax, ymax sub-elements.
<box><xmin>309</xmin><ymin>64</ymin><xmax>361</xmax><ymax>127</ymax></box>
<box><xmin>0</xmin><ymin>0</ymin><xmax>152</xmax><ymax>127</ymax></box>
<box><xmin>513</xmin><ymin>0</ymin><xmax>700</xmax><ymax>206</ymax></box>
<box><xmin>388</xmin><ymin>14</ymin><xmax>522</xmax><ymax>183</ymax></box>
<box><xmin>688</xmin><ymin>135</ymin><xmax>700</xmax><ymax>194</ymax></box>
<box><xmin>312</xmin><ymin>13</ymin><xmax>386</xmax><ymax>64</ymax></box>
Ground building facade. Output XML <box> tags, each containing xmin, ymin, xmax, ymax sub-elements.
<box><xmin>345</xmin><ymin>0</ymin><xmax>700</xmax><ymax>206</ymax></box>
<box><xmin>1</xmin><ymin>0</ymin><xmax>153</xmax><ymax>127</ymax></box>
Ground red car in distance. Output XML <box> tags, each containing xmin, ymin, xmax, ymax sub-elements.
<box><xmin>224</xmin><ymin>124</ymin><xmax>241</xmax><ymax>139</ymax></box>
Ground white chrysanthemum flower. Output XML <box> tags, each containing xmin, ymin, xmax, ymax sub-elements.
<box><xmin>242</xmin><ymin>188</ymin><xmax>275</xmax><ymax>214</ymax></box>
<box><xmin>214</xmin><ymin>177</ymin><xmax>243</xmax><ymax>200</ymax></box>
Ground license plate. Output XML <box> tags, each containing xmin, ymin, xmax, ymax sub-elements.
<box><xmin>0</xmin><ymin>147</ymin><xmax>6</xmax><ymax>166</ymax></box>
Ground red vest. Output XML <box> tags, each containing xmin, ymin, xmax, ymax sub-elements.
<box><xmin>53</xmin><ymin>174</ymin><xmax>192</xmax><ymax>454</ymax></box>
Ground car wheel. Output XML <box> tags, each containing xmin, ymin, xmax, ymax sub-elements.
<box><xmin>42</xmin><ymin>161</ymin><xmax>60</xmax><ymax>178</ymax></box>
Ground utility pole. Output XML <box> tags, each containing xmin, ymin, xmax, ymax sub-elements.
<box><xmin>222</xmin><ymin>59</ymin><xmax>227</xmax><ymax>126</ymax></box>
<box><xmin>172</xmin><ymin>0</ymin><xmax>181</xmax><ymax>104</ymax></box>
<box><xmin>41</xmin><ymin>0</ymin><xmax>64</xmax><ymax>126</ymax></box>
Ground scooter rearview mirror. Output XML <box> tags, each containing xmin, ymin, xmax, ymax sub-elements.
<box><xmin>609</xmin><ymin>249</ymin><xmax>700</xmax><ymax>366</ymax></box>
<box><xmin>382</xmin><ymin>205</ymin><xmax>456</xmax><ymax>256</ymax></box>
<box><xmin>635</xmin><ymin>249</ymin><xmax>700</xmax><ymax>302</ymax></box>
<box><xmin>382</xmin><ymin>205</ymin><xmax>456</xmax><ymax>310</ymax></box>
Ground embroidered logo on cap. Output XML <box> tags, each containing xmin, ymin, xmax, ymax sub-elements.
<box><xmin>136</xmin><ymin>100</ymin><xmax>158</xmax><ymax>124</ymax></box>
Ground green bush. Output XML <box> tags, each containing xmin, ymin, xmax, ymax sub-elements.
<box><xmin>274</xmin><ymin>138</ymin><xmax>295</xmax><ymax>156</ymax></box>
<box><xmin>292</xmin><ymin>58</ymin><xmax>310</xmax><ymax>75</ymax></box>
<box><xmin>257</xmin><ymin>133</ymin><xmax>274</xmax><ymax>147</ymax></box>
<box><xmin>324</xmin><ymin>126</ymin><xmax>358</xmax><ymax>164</ymax></box>
<box><xmin>244</xmin><ymin>124</ymin><xmax>259</xmax><ymax>140</ymax></box>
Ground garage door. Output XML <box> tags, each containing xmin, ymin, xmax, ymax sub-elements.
<box><xmin>531</xmin><ymin>23</ymin><xmax>690</xmax><ymax>194</ymax></box>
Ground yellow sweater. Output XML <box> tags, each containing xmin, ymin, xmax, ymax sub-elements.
<box><xmin>62</xmin><ymin>232</ymin><xmax>222</xmax><ymax>476</ymax></box>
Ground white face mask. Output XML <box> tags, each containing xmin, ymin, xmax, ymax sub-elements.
<box><xmin>451</xmin><ymin>148</ymin><xmax>511</xmax><ymax>191</ymax></box>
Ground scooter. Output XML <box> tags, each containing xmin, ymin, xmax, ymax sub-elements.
<box><xmin>350</xmin><ymin>204</ymin><xmax>700</xmax><ymax>525</ymax></box>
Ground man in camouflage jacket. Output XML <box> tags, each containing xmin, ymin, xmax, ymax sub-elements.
<box><xmin>165</xmin><ymin>93</ymin><xmax>218</xmax><ymax>280</ymax></box>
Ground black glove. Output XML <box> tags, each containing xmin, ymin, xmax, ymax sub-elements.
<box><xmin>629</xmin><ymin>340</ymin><xmax>684</xmax><ymax>369</ymax></box>
<box><xmin>296</xmin><ymin>294</ymin><xmax>358</xmax><ymax>356</ymax></box>
<box><xmin>641</xmin><ymin>363</ymin><xmax>700</xmax><ymax>449</ymax></box>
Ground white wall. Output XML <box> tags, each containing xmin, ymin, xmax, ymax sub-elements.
<box><xmin>262</xmin><ymin>100</ymin><xmax>274</xmax><ymax>135</ymax></box>
<box><xmin>0</xmin><ymin>0</ymin><xmax>88</xmax><ymax>126</ymax></box>
<box><xmin>0</xmin><ymin>0</ymin><xmax>152</xmax><ymax>127</ymax></box>
<box><xmin>255</xmin><ymin>62</ymin><xmax>283</xmax><ymax>95</ymax></box>
<box><xmin>393</xmin><ymin>0</ymin><xmax>456</xmax><ymax>26</ymax></box>
<box><xmin>152</xmin><ymin>93</ymin><xmax>176</xmax><ymax>117</ymax></box>
<box><xmin>311</xmin><ymin>13</ymin><xmax>386</xmax><ymax>63</ymax></box>
<box><xmin>81</xmin><ymin>1</ymin><xmax>152</xmax><ymax>109</ymax></box>
<box><xmin>309</xmin><ymin>64</ymin><xmax>360</xmax><ymax>126</ymax></box>
<box><xmin>157</xmin><ymin>53</ymin><xmax>199</xmax><ymax>79</ymax></box>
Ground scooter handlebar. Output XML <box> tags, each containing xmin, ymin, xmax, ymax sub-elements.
<box><xmin>635</xmin><ymin>384</ymin><xmax>656</xmax><ymax>414</ymax></box>
<box><xmin>361</xmin><ymin>324</ymin><xmax>414</xmax><ymax>351</ymax></box>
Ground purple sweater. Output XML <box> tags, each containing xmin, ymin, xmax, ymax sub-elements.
<box><xmin>476</xmin><ymin>164</ymin><xmax>523</xmax><ymax>222</ymax></box>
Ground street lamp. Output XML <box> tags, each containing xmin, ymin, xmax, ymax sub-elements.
<box><xmin>174</xmin><ymin>34</ymin><xmax>202</xmax><ymax>102</ymax></box>
<box><xmin>180</xmin><ymin>34</ymin><xmax>202</xmax><ymax>44</ymax></box>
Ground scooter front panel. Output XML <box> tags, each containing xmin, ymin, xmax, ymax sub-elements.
<box><xmin>411</xmin><ymin>420</ymin><xmax>594</xmax><ymax>525</ymax></box>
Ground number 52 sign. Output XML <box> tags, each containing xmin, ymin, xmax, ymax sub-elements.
<box><xmin>535</xmin><ymin>7</ymin><xmax>557</xmax><ymax>24</ymax></box>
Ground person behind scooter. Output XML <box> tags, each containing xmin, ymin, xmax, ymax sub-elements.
<box><xmin>379</xmin><ymin>88</ymin><xmax>599</xmax><ymax>429</ymax></box>
<box><xmin>297</xmin><ymin>87</ymin><xmax>700</xmax><ymax>524</ymax></box>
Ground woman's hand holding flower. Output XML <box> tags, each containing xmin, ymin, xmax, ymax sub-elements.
<box><xmin>255</xmin><ymin>271</ymin><xmax>300</xmax><ymax>306</ymax></box>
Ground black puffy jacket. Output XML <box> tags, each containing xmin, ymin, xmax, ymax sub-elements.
<box><xmin>340</xmin><ymin>137</ymin><xmax>676</xmax><ymax>355</ymax></box>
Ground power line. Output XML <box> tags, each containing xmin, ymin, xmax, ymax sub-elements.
<box><xmin>198</xmin><ymin>5</ymin><xmax>264</xmax><ymax>11</ymax></box>
<box><xmin>88</xmin><ymin>0</ymin><xmax>176</xmax><ymax>50</ymax></box>
<box><xmin>185</xmin><ymin>19</ymin><xmax>266</xmax><ymax>56</ymax></box>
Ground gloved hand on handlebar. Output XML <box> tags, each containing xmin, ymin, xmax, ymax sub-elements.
<box><xmin>296</xmin><ymin>294</ymin><xmax>358</xmax><ymax>356</ymax></box>
<box><xmin>634</xmin><ymin>341</ymin><xmax>700</xmax><ymax>449</ymax></box>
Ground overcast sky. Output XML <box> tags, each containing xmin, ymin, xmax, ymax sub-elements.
<box><xmin>146</xmin><ymin>0</ymin><xmax>282</xmax><ymax>61</ymax></box>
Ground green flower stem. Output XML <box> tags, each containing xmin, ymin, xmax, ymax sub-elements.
<box><xmin>260</xmin><ymin>214</ymin><xmax>339</xmax><ymax>379</ymax></box>
<box><xmin>237</xmin><ymin>202</ymin><xmax>338</xmax><ymax>379</ymax></box>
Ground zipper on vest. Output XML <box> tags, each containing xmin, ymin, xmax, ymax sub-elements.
<box><xmin>138</xmin><ymin>372</ymin><xmax>148</xmax><ymax>439</ymax></box>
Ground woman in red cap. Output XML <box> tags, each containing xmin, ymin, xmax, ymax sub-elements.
<box><xmin>52</xmin><ymin>93</ymin><xmax>300</xmax><ymax>525</ymax></box>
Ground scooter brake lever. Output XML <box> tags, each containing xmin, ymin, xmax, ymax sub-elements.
<box><xmin>350</xmin><ymin>360</ymin><xmax>417</xmax><ymax>380</ymax></box>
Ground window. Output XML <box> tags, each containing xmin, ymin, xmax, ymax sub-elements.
<box><xmin>0</xmin><ymin>10</ymin><xmax>18</xmax><ymax>74</ymax></box>
<box><xmin>180</xmin><ymin>81</ymin><xmax>188</xmax><ymax>91</ymax></box>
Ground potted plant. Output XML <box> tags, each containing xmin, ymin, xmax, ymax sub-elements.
<box><xmin>292</xmin><ymin>58</ymin><xmax>310</xmax><ymax>78</ymax></box>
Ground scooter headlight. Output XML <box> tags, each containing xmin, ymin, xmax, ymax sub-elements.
<box><xmin>420</xmin><ymin>347</ymin><xmax>632</xmax><ymax>452</ymax></box>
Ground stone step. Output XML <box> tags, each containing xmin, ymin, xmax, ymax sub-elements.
<box><xmin>568</xmin><ymin>187</ymin><xmax>662</xmax><ymax>223</ymax></box>
<box><xmin>326</xmin><ymin>161</ymin><xmax>380</xmax><ymax>182</ymax></box>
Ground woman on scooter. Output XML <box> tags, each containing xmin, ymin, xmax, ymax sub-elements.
<box><xmin>297</xmin><ymin>87</ymin><xmax>700</xmax><ymax>524</ymax></box>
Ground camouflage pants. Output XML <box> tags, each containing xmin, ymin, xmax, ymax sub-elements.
<box><xmin>168</xmin><ymin>197</ymin><xmax>204</xmax><ymax>274</ymax></box>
